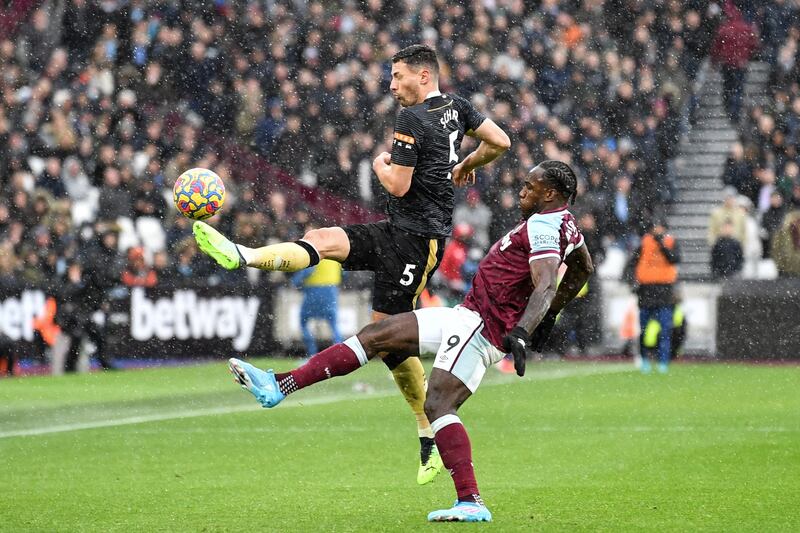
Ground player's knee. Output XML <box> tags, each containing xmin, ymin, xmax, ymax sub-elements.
<box><xmin>301</xmin><ymin>227</ymin><xmax>347</xmax><ymax>260</ymax></box>
<box><xmin>424</xmin><ymin>394</ymin><xmax>448</xmax><ymax>422</ymax></box>
<box><xmin>356</xmin><ymin>322</ymin><xmax>382</xmax><ymax>359</ymax></box>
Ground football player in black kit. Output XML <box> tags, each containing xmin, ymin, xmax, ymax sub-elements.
<box><xmin>193</xmin><ymin>44</ymin><xmax>510</xmax><ymax>484</ymax></box>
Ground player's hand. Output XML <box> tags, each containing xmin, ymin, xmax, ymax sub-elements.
<box><xmin>372</xmin><ymin>151</ymin><xmax>391</xmax><ymax>173</ymax></box>
<box><xmin>451</xmin><ymin>161</ymin><xmax>475</xmax><ymax>187</ymax></box>
<box><xmin>529</xmin><ymin>311</ymin><xmax>558</xmax><ymax>353</ymax></box>
<box><xmin>502</xmin><ymin>327</ymin><xmax>529</xmax><ymax>377</ymax></box>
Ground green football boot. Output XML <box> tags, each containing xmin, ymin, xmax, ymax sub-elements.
<box><xmin>193</xmin><ymin>221</ymin><xmax>244</xmax><ymax>270</ymax></box>
<box><xmin>417</xmin><ymin>437</ymin><xmax>444</xmax><ymax>485</ymax></box>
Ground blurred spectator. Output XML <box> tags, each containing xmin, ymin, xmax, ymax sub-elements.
<box><xmin>435</xmin><ymin>223</ymin><xmax>474</xmax><ymax>302</ymax></box>
<box><xmin>453</xmin><ymin>189</ymin><xmax>492</xmax><ymax>251</ymax></box>
<box><xmin>722</xmin><ymin>142</ymin><xmax>756</xmax><ymax>199</ymax></box>
<box><xmin>56</xmin><ymin>262</ymin><xmax>108</xmax><ymax>373</ymax></box>
<box><xmin>151</xmin><ymin>250</ymin><xmax>175</xmax><ymax>285</ymax></box>
<box><xmin>632</xmin><ymin>220</ymin><xmax>680</xmax><ymax>374</ymax></box>
<box><xmin>708</xmin><ymin>187</ymin><xmax>747</xmax><ymax>245</ymax></box>
<box><xmin>711</xmin><ymin>221</ymin><xmax>744</xmax><ymax>278</ymax></box>
<box><xmin>736</xmin><ymin>194</ymin><xmax>763</xmax><ymax>276</ymax></box>
<box><xmin>710</xmin><ymin>2</ymin><xmax>759</xmax><ymax>123</ymax></box>
<box><xmin>761</xmin><ymin>191</ymin><xmax>787</xmax><ymax>256</ymax></box>
<box><xmin>771</xmin><ymin>208</ymin><xmax>800</xmax><ymax>277</ymax></box>
<box><xmin>121</xmin><ymin>247</ymin><xmax>157</xmax><ymax>288</ymax></box>
<box><xmin>291</xmin><ymin>258</ymin><xmax>343</xmax><ymax>356</ymax></box>
<box><xmin>607</xmin><ymin>174</ymin><xmax>645</xmax><ymax>250</ymax></box>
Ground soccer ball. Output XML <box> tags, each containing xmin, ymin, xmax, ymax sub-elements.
<box><xmin>173</xmin><ymin>168</ymin><xmax>226</xmax><ymax>220</ymax></box>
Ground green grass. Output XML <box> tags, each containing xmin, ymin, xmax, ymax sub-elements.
<box><xmin>1</xmin><ymin>360</ymin><xmax>799</xmax><ymax>532</ymax></box>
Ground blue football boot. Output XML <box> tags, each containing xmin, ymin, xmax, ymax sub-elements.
<box><xmin>427</xmin><ymin>501</ymin><xmax>492</xmax><ymax>522</ymax></box>
<box><xmin>228</xmin><ymin>358</ymin><xmax>285</xmax><ymax>408</ymax></box>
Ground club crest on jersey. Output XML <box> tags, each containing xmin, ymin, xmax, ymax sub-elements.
<box><xmin>440</xmin><ymin>109</ymin><xmax>459</xmax><ymax>128</ymax></box>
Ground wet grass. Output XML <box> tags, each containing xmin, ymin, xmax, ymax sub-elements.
<box><xmin>1</xmin><ymin>360</ymin><xmax>798</xmax><ymax>531</ymax></box>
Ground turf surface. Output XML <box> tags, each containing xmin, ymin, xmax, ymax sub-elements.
<box><xmin>1</xmin><ymin>360</ymin><xmax>798</xmax><ymax>532</ymax></box>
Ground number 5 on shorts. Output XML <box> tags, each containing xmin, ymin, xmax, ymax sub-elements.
<box><xmin>400</xmin><ymin>263</ymin><xmax>417</xmax><ymax>286</ymax></box>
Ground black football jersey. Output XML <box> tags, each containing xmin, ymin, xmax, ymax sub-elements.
<box><xmin>389</xmin><ymin>93</ymin><xmax>486</xmax><ymax>238</ymax></box>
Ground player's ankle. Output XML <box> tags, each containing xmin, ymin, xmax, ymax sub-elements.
<box><xmin>458</xmin><ymin>493</ymin><xmax>484</xmax><ymax>506</ymax></box>
<box><xmin>236</xmin><ymin>244</ymin><xmax>254</xmax><ymax>266</ymax></box>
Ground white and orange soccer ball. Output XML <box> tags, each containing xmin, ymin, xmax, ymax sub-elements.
<box><xmin>173</xmin><ymin>168</ymin><xmax>226</xmax><ymax>220</ymax></box>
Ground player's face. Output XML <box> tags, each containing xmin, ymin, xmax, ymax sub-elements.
<box><xmin>519</xmin><ymin>167</ymin><xmax>555</xmax><ymax>217</ymax></box>
<box><xmin>390</xmin><ymin>61</ymin><xmax>424</xmax><ymax>107</ymax></box>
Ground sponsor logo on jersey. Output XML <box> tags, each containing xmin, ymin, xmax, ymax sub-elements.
<box><xmin>531</xmin><ymin>233</ymin><xmax>559</xmax><ymax>249</ymax></box>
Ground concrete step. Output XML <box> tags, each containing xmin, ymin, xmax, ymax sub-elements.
<box><xmin>696</xmin><ymin>112</ymin><xmax>730</xmax><ymax>121</ymax></box>
<box><xmin>747</xmin><ymin>96</ymin><xmax>770</xmax><ymax>106</ymax></box>
<box><xmin>692</xmin><ymin>117</ymin><xmax>732</xmax><ymax>130</ymax></box>
<box><xmin>675</xmin><ymin>165</ymin><xmax>725</xmax><ymax>178</ymax></box>
<box><xmin>748</xmin><ymin>61</ymin><xmax>770</xmax><ymax>72</ymax></box>
<box><xmin>675</xmin><ymin>182</ymin><xmax>723</xmax><ymax>193</ymax></box>
<box><xmin>679</xmin><ymin>263</ymin><xmax>713</xmax><ymax>280</ymax></box>
<box><xmin>670</xmin><ymin>227</ymin><xmax>709</xmax><ymax>240</ymax></box>
<box><xmin>745</xmin><ymin>72</ymin><xmax>769</xmax><ymax>83</ymax></box>
<box><xmin>674</xmin><ymin>154</ymin><xmax>728</xmax><ymax>166</ymax></box>
<box><xmin>679</xmin><ymin>141</ymin><xmax>733</xmax><ymax>154</ymax></box>
<box><xmin>682</xmin><ymin>249</ymin><xmax>711</xmax><ymax>263</ymax></box>
<box><xmin>675</xmin><ymin>190</ymin><xmax>725</xmax><ymax>204</ymax></box>
<box><xmin>671</xmin><ymin>202</ymin><xmax>717</xmax><ymax>216</ymax></box>
<box><xmin>679</xmin><ymin>259</ymin><xmax>712</xmax><ymax>271</ymax></box>
<box><xmin>699</xmin><ymin>94</ymin><xmax>723</xmax><ymax>105</ymax></box>
<box><xmin>690</xmin><ymin>129</ymin><xmax>739</xmax><ymax>142</ymax></box>
<box><xmin>668</xmin><ymin>214</ymin><xmax>711</xmax><ymax>228</ymax></box>
<box><xmin>677</xmin><ymin>237</ymin><xmax>709</xmax><ymax>251</ymax></box>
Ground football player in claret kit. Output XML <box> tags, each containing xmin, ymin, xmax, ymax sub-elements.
<box><xmin>228</xmin><ymin>161</ymin><xmax>594</xmax><ymax>522</ymax></box>
<box><xmin>193</xmin><ymin>44</ymin><xmax>510</xmax><ymax>484</ymax></box>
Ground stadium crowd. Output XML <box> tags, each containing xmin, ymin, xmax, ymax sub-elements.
<box><xmin>1</xmin><ymin>0</ymin><xmax>798</xmax><ymax>372</ymax></box>
<box><xmin>712</xmin><ymin>0</ymin><xmax>800</xmax><ymax>277</ymax></box>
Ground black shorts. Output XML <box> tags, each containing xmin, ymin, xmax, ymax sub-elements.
<box><xmin>343</xmin><ymin>220</ymin><xmax>445</xmax><ymax>315</ymax></box>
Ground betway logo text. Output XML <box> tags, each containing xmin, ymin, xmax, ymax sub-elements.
<box><xmin>0</xmin><ymin>290</ymin><xmax>46</xmax><ymax>341</ymax></box>
<box><xmin>130</xmin><ymin>288</ymin><xmax>260</xmax><ymax>351</ymax></box>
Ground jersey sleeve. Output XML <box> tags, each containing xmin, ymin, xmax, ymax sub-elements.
<box><xmin>457</xmin><ymin>95</ymin><xmax>487</xmax><ymax>133</ymax></box>
<box><xmin>526</xmin><ymin>216</ymin><xmax>561</xmax><ymax>262</ymax></box>
<box><xmin>391</xmin><ymin>108</ymin><xmax>424</xmax><ymax>167</ymax></box>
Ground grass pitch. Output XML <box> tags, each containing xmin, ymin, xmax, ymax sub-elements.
<box><xmin>1</xmin><ymin>359</ymin><xmax>798</xmax><ymax>532</ymax></box>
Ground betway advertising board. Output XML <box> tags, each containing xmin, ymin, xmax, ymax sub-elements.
<box><xmin>107</xmin><ymin>286</ymin><xmax>273</xmax><ymax>358</ymax></box>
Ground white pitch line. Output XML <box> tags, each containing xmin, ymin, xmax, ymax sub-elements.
<box><xmin>0</xmin><ymin>364</ymin><xmax>631</xmax><ymax>440</ymax></box>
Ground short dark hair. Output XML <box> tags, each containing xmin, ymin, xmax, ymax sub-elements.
<box><xmin>540</xmin><ymin>160</ymin><xmax>578</xmax><ymax>205</ymax></box>
<box><xmin>392</xmin><ymin>44</ymin><xmax>439</xmax><ymax>75</ymax></box>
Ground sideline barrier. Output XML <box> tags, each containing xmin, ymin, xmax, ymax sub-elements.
<box><xmin>716</xmin><ymin>279</ymin><xmax>800</xmax><ymax>360</ymax></box>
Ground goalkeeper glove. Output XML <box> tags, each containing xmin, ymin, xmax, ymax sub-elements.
<box><xmin>502</xmin><ymin>326</ymin><xmax>530</xmax><ymax>377</ymax></box>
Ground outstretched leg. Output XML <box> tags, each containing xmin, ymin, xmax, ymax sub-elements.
<box><xmin>229</xmin><ymin>313</ymin><xmax>420</xmax><ymax>408</ymax></box>
<box><xmin>194</xmin><ymin>221</ymin><xmax>349</xmax><ymax>271</ymax></box>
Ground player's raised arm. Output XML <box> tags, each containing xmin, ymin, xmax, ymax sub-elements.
<box><xmin>452</xmin><ymin>119</ymin><xmax>511</xmax><ymax>187</ymax></box>
<box><xmin>373</xmin><ymin>150</ymin><xmax>414</xmax><ymax>197</ymax></box>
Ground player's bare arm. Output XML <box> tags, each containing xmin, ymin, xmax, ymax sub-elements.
<box><xmin>550</xmin><ymin>244</ymin><xmax>594</xmax><ymax>313</ymax></box>
<box><xmin>502</xmin><ymin>256</ymin><xmax>559</xmax><ymax>376</ymax></box>
<box><xmin>452</xmin><ymin>119</ymin><xmax>511</xmax><ymax>187</ymax></box>
<box><xmin>518</xmin><ymin>257</ymin><xmax>561</xmax><ymax>334</ymax></box>
<box><xmin>372</xmin><ymin>150</ymin><xmax>414</xmax><ymax>197</ymax></box>
<box><xmin>529</xmin><ymin>244</ymin><xmax>594</xmax><ymax>354</ymax></box>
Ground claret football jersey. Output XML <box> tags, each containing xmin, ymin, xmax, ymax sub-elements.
<box><xmin>462</xmin><ymin>206</ymin><xmax>585</xmax><ymax>349</ymax></box>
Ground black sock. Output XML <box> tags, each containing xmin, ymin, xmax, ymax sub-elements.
<box><xmin>420</xmin><ymin>436</ymin><xmax>436</xmax><ymax>463</ymax></box>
